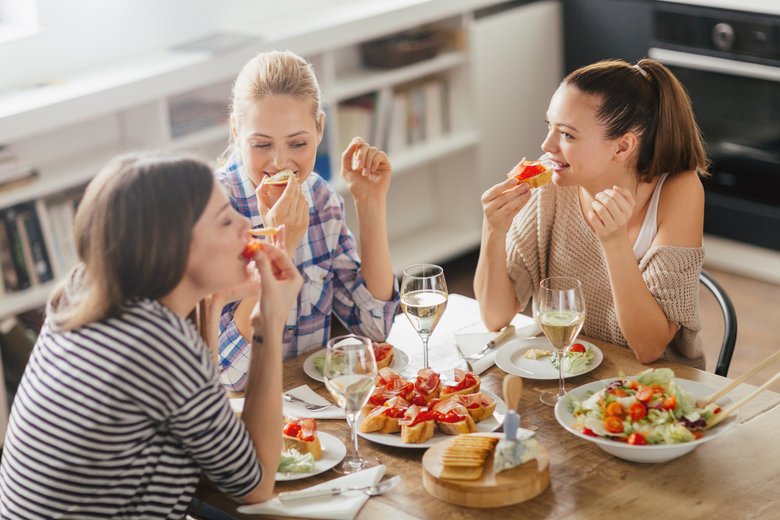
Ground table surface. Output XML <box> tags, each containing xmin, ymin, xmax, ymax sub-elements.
<box><xmin>198</xmin><ymin>295</ymin><xmax>780</xmax><ymax>519</ymax></box>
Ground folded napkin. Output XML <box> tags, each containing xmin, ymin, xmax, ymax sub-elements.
<box><xmin>237</xmin><ymin>464</ymin><xmax>387</xmax><ymax>519</ymax></box>
<box><xmin>230</xmin><ymin>385</ymin><xmax>346</xmax><ymax>419</ymax></box>
<box><xmin>454</xmin><ymin>314</ymin><xmax>541</xmax><ymax>374</ymax></box>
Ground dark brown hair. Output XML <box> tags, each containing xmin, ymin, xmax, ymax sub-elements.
<box><xmin>49</xmin><ymin>152</ymin><xmax>215</xmax><ymax>330</ymax></box>
<box><xmin>564</xmin><ymin>58</ymin><xmax>709</xmax><ymax>182</ymax></box>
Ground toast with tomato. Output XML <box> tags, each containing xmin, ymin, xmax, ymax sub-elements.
<box><xmin>282</xmin><ymin>418</ymin><xmax>322</xmax><ymax>460</ymax></box>
<box><xmin>359</xmin><ymin>396</ymin><xmax>409</xmax><ymax>434</ymax></box>
<box><xmin>433</xmin><ymin>400</ymin><xmax>476</xmax><ymax>435</ymax></box>
<box><xmin>372</xmin><ymin>341</ymin><xmax>395</xmax><ymax>370</ymax></box>
<box><xmin>508</xmin><ymin>157</ymin><xmax>553</xmax><ymax>189</ymax></box>
<box><xmin>413</xmin><ymin>369</ymin><xmax>441</xmax><ymax>404</ymax></box>
<box><xmin>265</xmin><ymin>169</ymin><xmax>295</xmax><ymax>186</ymax></box>
<box><xmin>399</xmin><ymin>405</ymin><xmax>436</xmax><ymax>444</ymax></box>
<box><xmin>448</xmin><ymin>392</ymin><xmax>497</xmax><ymax>423</ymax></box>
<box><xmin>440</xmin><ymin>369</ymin><xmax>481</xmax><ymax>399</ymax></box>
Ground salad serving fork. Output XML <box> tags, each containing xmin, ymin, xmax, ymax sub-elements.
<box><xmin>282</xmin><ymin>393</ymin><xmax>334</xmax><ymax>412</ymax></box>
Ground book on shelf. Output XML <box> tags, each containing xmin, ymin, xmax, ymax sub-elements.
<box><xmin>1</xmin><ymin>207</ymin><xmax>32</xmax><ymax>291</ymax></box>
<box><xmin>0</xmin><ymin>146</ymin><xmax>39</xmax><ymax>194</ymax></box>
<box><xmin>337</xmin><ymin>94</ymin><xmax>375</xmax><ymax>153</ymax></box>
<box><xmin>387</xmin><ymin>89</ymin><xmax>410</xmax><ymax>155</ymax></box>
<box><xmin>18</xmin><ymin>203</ymin><xmax>55</xmax><ymax>286</ymax></box>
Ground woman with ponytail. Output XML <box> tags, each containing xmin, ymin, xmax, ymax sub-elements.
<box><xmin>475</xmin><ymin>58</ymin><xmax>709</xmax><ymax>368</ymax></box>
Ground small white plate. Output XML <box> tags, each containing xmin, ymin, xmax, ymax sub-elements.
<box><xmin>356</xmin><ymin>390</ymin><xmax>507</xmax><ymax>449</ymax></box>
<box><xmin>276</xmin><ymin>432</ymin><xmax>346</xmax><ymax>481</ymax></box>
<box><xmin>494</xmin><ymin>337</ymin><xmax>603</xmax><ymax>380</ymax></box>
<box><xmin>303</xmin><ymin>347</ymin><xmax>410</xmax><ymax>383</ymax></box>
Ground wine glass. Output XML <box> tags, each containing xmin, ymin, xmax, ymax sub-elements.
<box><xmin>323</xmin><ymin>334</ymin><xmax>379</xmax><ymax>474</ymax></box>
<box><xmin>536</xmin><ymin>277</ymin><xmax>586</xmax><ymax>406</ymax></box>
<box><xmin>400</xmin><ymin>264</ymin><xmax>448</xmax><ymax>370</ymax></box>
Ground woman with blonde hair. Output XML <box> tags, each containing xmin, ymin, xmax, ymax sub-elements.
<box><xmin>0</xmin><ymin>152</ymin><xmax>303</xmax><ymax>517</ymax></box>
<box><xmin>475</xmin><ymin>58</ymin><xmax>709</xmax><ymax>369</ymax></box>
<box><xmin>216</xmin><ymin>50</ymin><xmax>399</xmax><ymax>391</ymax></box>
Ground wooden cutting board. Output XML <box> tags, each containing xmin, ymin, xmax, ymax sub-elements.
<box><xmin>421</xmin><ymin>432</ymin><xmax>550</xmax><ymax>508</ymax></box>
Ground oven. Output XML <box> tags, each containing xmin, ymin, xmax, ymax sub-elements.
<box><xmin>649</xmin><ymin>0</ymin><xmax>780</xmax><ymax>251</ymax></box>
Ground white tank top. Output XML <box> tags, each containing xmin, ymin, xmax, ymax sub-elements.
<box><xmin>632</xmin><ymin>173</ymin><xmax>669</xmax><ymax>259</ymax></box>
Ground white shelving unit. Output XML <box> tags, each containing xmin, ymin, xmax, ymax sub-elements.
<box><xmin>0</xmin><ymin>0</ymin><xmax>562</xmax><ymax>319</ymax></box>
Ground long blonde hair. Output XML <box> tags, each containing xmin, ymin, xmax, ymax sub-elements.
<box><xmin>220</xmin><ymin>50</ymin><xmax>323</xmax><ymax>163</ymax></box>
<box><xmin>49</xmin><ymin>152</ymin><xmax>214</xmax><ymax>330</ymax></box>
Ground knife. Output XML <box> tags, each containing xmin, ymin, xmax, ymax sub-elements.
<box><xmin>462</xmin><ymin>325</ymin><xmax>516</xmax><ymax>361</ymax></box>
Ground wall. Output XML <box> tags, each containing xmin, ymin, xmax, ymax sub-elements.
<box><xmin>0</xmin><ymin>0</ymin><xmax>340</xmax><ymax>92</ymax></box>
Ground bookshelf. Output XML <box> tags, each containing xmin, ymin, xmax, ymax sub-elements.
<box><xmin>0</xmin><ymin>0</ymin><xmax>564</xmax><ymax>319</ymax></box>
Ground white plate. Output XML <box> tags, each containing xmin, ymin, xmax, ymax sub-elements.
<box><xmin>276</xmin><ymin>432</ymin><xmax>347</xmax><ymax>481</ymax></box>
<box><xmin>356</xmin><ymin>390</ymin><xmax>507</xmax><ymax>449</ymax></box>
<box><xmin>303</xmin><ymin>347</ymin><xmax>410</xmax><ymax>383</ymax></box>
<box><xmin>555</xmin><ymin>378</ymin><xmax>737</xmax><ymax>463</ymax></box>
<box><xmin>494</xmin><ymin>337</ymin><xmax>602</xmax><ymax>380</ymax></box>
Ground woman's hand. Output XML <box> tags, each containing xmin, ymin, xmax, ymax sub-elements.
<box><xmin>586</xmin><ymin>186</ymin><xmax>635</xmax><ymax>245</ymax></box>
<box><xmin>341</xmin><ymin>137</ymin><xmax>392</xmax><ymax>203</ymax></box>
<box><xmin>256</xmin><ymin>178</ymin><xmax>309</xmax><ymax>257</ymax></box>
<box><xmin>481</xmin><ymin>177</ymin><xmax>531</xmax><ymax>235</ymax></box>
<box><xmin>249</xmin><ymin>243</ymin><xmax>303</xmax><ymax>334</ymax></box>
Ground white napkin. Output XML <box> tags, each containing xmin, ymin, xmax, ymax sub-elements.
<box><xmin>230</xmin><ymin>385</ymin><xmax>346</xmax><ymax>419</ymax></box>
<box><xmin>237</xmin><ymin>464</ymin><xmax>387</xmax><ymax>519</ymax></box>
<box><xmin>454</xmin><ymin>314</ymin><xmax>541</xmax><ymax>374</ymax></box>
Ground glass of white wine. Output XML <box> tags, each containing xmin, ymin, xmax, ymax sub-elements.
<box><xmin>400</xmin><ymin>264</ymin><xmax>448</xmax><ymax>370</ymax></box>
<box><xmin>536</xmin><ymin>276</ymin><xmax>586</xmax><ymax>406</ymax></box>
<box><xmin>323</xmin><ymin>334</ymin><xmax>379</xmax><ymax>474</ymax></box>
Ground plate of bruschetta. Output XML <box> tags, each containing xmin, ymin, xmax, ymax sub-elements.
<box><xmin>277</xmin><ymin>418</ymin><xmax>346</xmax><ymax>481</ymax></box>
<box><xmin>303</xmin><ymin>342</ymin><xmax>409</xmax><ymax>383</ymax></box>
<box><xmin>356</xmin><ymin>368</ymin><xmax>507</xmax><ymax>449</ymax></box>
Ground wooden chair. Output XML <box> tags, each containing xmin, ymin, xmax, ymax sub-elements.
<box><xmin>700</xmin><ymin>271</ymin><xmax>738</xmax><ymax>377</ymax></box>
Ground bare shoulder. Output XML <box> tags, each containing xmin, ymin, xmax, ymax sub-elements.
<box><xmin>655</xmin><ymin>170</ymin><xmax>704</xmax><ymax>248</ymax></box>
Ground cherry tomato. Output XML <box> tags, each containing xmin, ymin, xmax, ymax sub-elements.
<box><xmin>628</xmin><ymin>380</ymin><xmax>640</xmax><ymax>391</ymax></box>
<box><xmin>606</xmin><ymin>402</ymin><xmax>625</xmax><ymax>418</ymax></box>
<box><xmin>604</xmin><ymin>416</ymin><xmax>624</xmax><ymax>434</ymax></box>
<box><xmin>661</xmin><ymin>395</ymin><xmax>677</xmax><ymax>410</ymax></box>
<box><xmin>569</xmin><ymin>343</ymin><xmax>587</xmax><ymax>353</ymax></box>
<box><xmin>582</xmin><ymin>427</ymin><xmax>597</xmax><ymax>437</ymax></box>
<box><xmin>636</xmin><ymin>386</ymin><xmax>654</xmax><ymax>403</ymax></box>
<box><xmin>627</xmin><ymin>432</ymin><xmax>647</xmax><ymax>445</ymax></box>
<box><xmin>692</xmin><ymin>431</ymin><xmax>704</xmax><ymax>440</ymax></box>
<box><xmin>609</xmin><ymin>387</ymin><xmax>628</xmax><ymax>397</ymax></box>
<box><xmin>241</xmin><ymin>240</ymin><xmax>262</xmax><ymax>260</ymax></box>
<box><xmin>629</xmin><ymin>402</ymin><xmax>647</xmax><ymax>421</ymax></box>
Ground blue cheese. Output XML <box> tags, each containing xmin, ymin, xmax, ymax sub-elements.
<box><xmin>493</xmin><ymin>428</ymin><xmax>538</xmax><ymax>473</ymax></box>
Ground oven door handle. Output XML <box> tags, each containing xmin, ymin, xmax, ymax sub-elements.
<box><xmin>649</xmin><ymin>47</ymin><xmax>780</xmax><ymax>83</ymax></box>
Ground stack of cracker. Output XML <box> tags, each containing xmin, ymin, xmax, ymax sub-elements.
<box><xmin>439</xmin><ymin>435</ymin><xmax>499</xmax><ymax>481</ymax></box>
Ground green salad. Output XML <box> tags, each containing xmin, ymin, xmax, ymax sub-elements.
<box><xmin>278</xmin><ymin>449</ymin><xmax>315</xmax><ymax>473</ymax></box>
<box><xmin>550</xmin><ymin>342</ymin><xmax>594</xmax><ymax>374</ymax></box>
<box><xmin>569</xmin><ymin>368</ymin><xmax>722</xmax><ymax>445</ymax></box>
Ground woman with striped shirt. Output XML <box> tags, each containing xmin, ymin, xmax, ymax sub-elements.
<box><xmin>0</xmin><ymin>152</ymin><xmax>303</xmax><ymax>518</ymax></box>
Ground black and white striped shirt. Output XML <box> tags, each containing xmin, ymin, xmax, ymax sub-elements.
<box><xmin>0</xmin><ymin>299</ymin><xmax>261</xmax><ymax>519</ymax></box>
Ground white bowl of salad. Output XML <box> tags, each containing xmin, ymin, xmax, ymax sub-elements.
<box><xmin>554</xmin><ymin>368</ymin><xmax>738</xmax><ymax>463</ymax></box>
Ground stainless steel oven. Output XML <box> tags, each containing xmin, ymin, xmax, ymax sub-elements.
<box><xmin>650</xmin><ymin>0</ymin><xmax>780</xmax><ymax>251</ymax></box>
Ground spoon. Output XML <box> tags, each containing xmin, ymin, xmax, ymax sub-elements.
<box><xmin>277</xmin><ymin>475</ymin><xmax>401</xmax><ymax>502</ymax></box>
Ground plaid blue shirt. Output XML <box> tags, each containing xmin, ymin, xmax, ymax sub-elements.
<box><xmin>215</xmin><ymin>154</ymin><xmax>400</xmax><ymax>391</ymax></box>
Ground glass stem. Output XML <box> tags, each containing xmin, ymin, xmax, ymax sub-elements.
<box><xmin>422</xmin><ymin>335</ymin><xmax>430</xmax><ymax>369</ymax></box>
<box><xmin>557</xmin><ymin>349</ymin><xmax>566</xmax><ymax>396</ymax></box>
<box><xmin>347</xmin><ymin>411</ymin><xmax>360</xmax><ymax>460</ymax></box>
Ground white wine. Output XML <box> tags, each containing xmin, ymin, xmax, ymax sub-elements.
<box><xmin>539</xmin><ymin>310</ymin><xmax>585</xmax><ymax>350</ymax></box>
<box><xmin>325</xmin><ymin>374</ymin><xmax>375</xmax><ymax>414</ymax></box>
<box><xmin>401</xmin><ymin>290</ymin><xmax>447</xmax><ymax>336</ymax></box>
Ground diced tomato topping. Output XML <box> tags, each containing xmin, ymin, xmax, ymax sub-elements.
<box><xmin>629</xmin><ymin>402</ymin><xmax>647</xmax><ymax>421</ymax></box>
<box><xmin>627</xmin><ymin>432</ymin><xmax>647</xmax><ymax>445</ymax></box>
<box><xmin>446</xmin><ymin>373</ymin><xmax>478</xmax><ymax>392</ymax></box>
<box><xmin>636</xmin><ymin>386</ymin><xmax>654</xmax><ymax>403</ymax></box>
<box><xmin>410</xmin><ymin>410</ymin><xmax>438</xmax><ymax>426</ymax></box>
<box><xmin>661</xmin><ymin>395</ymin><xmax>677</xmax><ymax>410</ymax></box>
<box><xmin>368</xmin><ymin>394</ymin><xmax>389</xmax><ymax>407</ymax></box>
<box><xmin>582</xmin><ymin>427</ymin><xmax>597</xmax><ymax>437</ymax></box>
<box><xmin>283</xmin><ymin>423</ymin><xmax>301</xmax><ymax>438</ymax></box>
<box><xmin>604</xmin><ymin>416</ymin><xmax>624</xmax><ymax>434</ymax></box>
<box><xmin>241</xmin><ymin>240</ymin><xmax>262</xmax><ymax>260</ymax></box>
<box><xmin>713</xmin><ymin>406</ymin><xmax>721</xmax><ymax>414</ymax></box>
<box><xmin>436</xmin><ymin>411</ymin><xmax>466</xmax><ymax>424</ymax></box>
<box><xmin>569</xmin><ymin>343</ymin><xmax>587</xmax><ymax>353</ymax></box>
<box><xmin>514</xmin><ymin>161</ymin><xmax>547</xmax><ymax>180</ymax></box>
<box><xmin>385</xmin><ymin>407</ymin><xmax>406</xmax><ymax>419</ymax></box>
<box><xmin>606</xmin><ymin>402</ymin><xmax>625</xmax><ymax>418</ymax></box>
<box><xmin>411</xmin><ymin>394</ymin><xmax>429</xmax><ymax>407</ymax></box>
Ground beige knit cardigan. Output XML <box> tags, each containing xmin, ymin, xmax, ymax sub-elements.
<box><xmin>505</xmin><ymin>183</ymin><xmax>706</xmax><ymax>369</ymax></box>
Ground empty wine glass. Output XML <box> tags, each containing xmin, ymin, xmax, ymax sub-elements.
<box><xmin>536</xmin><ymin>277</ymin><xmax>586</xmax><ymax>406</ymax></box>
<box><xmin>323</xmin><ymin>334</ymin><xmax>379</xmax><ymax>474</ymax></box>
<box><xmin>400</xmin><ymin>264</ymin><xmax>448</xmax><ymax>370</ymax></box>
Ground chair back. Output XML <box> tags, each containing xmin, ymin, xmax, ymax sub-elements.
<box><xmin>700</xmin><ymin>271</ymin><xmax>737</xmax><ymax>377</ymax></box>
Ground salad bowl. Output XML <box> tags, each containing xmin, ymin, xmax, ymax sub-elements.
<box><xmin>554</xmin><ymin>376</ymin><xmax>738</xmax><ymax>463</ymax></box>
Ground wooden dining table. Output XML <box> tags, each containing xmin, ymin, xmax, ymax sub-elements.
<box><xmin>197</xmin><ymin>296</ymin><xmax>780</xmax><ymax>519</ymax></box>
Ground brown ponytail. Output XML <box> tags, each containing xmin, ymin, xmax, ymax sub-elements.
<box><xmin>564</xmin><ymin>58</ymin><xmax>709</xmax><ymax>182</ymax></box>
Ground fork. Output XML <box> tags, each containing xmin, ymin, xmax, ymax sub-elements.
<box><xmin>283</xmin><ymin>393</ymin><xmax>334</xmax><ymax>412</ymax></box>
